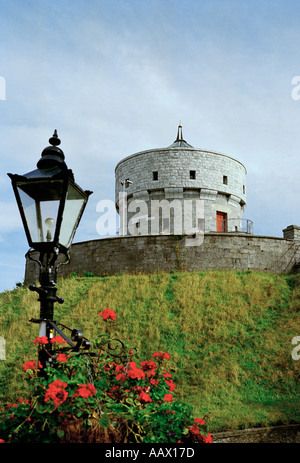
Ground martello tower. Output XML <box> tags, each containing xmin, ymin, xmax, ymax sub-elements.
<box><xmin>115</xmin><ymin>123</ymin><xmax>250</xmax><ymax>236</ymax></box>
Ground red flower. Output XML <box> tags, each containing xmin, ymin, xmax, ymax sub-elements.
<box><xmin>98</xmin><ymin>308</ymin><xmax>116</xmax><ymax>321</ymax></box>
<box><xmin>126</xmin><ymin>362</ymin><xmax>146</xmax><ymax>380</ymax></box>
<box><xmin>190</xmin><ymin>425</ymin><xmax>200</xmax><ymax>436</ymax></box>
<box><xmin>33</xmin><ymin>336</ymin><xmax>48</xmax><ymax>345</ymax></box>
<box><xmin>203</xmin><ymin>432</ymin><xmax>213</xmax><ymax>443</ymax></box>
<box><xmin>115</xmin><ymin>363</ymin><xmax>125</xmax><ymax>374</ymax></box>
<box><xmin>115</xmin><ymin>373</ymin><xmax>126</xmax><ymax>382</ymax></box>
<box><xmin>149</xmin><ymin>378</ymin><xmax>159</xmax><ymax>386</ymax></box>
<box><xmin>140</xmin><ymin>360</ymin><xmax>157</xmax><ymax>377</ymax></box>
<box><xmin>110</xmin><ymin>386</ymin><xmax>120</xmax><ymax>392</ymax></box>
<box><xmin>44</xmin><ymin>381</ymin><xmax>68</xmax><ymax>408</ymax></box>
<box><xmin>50</xmin><ymin>336</ymin><xmax>67</xmax><ymax>344</ymax></box>
<box><xmin>141</xmin><ymin>360</ymin><xmax>157</xmax><ymax>370</ymax></box>
<box><xmin>194</xmin><ymin>417</ymin><xmax>205</xmax><ymax>425</ymax></box>
<box><xmin>139</xmin><ymin>391</ymin><xmax>152</xmax><ymax>403</ymax></box>
<box><xmin>51</xmin><ymin>380</ymin><xmax>68</xmax><ymax>388</ymax></box>
<box><xmin>163</xmin><ymin>393</ymin><xmax>173</xmax><ymax>402</ymax></box>
<box><xmin>165</xmin><ymin>379</ymin><xmax>176</xmax><ymax>392</ymax></box>
<box><xmin>6</xmin><ymin>404</ymin><xmax>17</xmax><ymax>410</ymax></box>
<box><xmin>56</xmin><ymin>353</ymin><xmax>69</xmax><ymax>363</ymax></box>
<box><xmin>74</xmin><ymin>383</ymin><xmax>96</xmax><ymax>398</ymax></box>
<box><xmin>23</xmin><ymin>360</ymin><xmax>36</xmax><ymax>372</ymax></box>
<box><xmin>0</xmin><ymin>439</ymin><xmax>5</xmax><ymax>443</ymax></box>
<box><xmin>153</xmin><ymin>352</ymin><xmax>170</xmax><ymax>361</ymax></box>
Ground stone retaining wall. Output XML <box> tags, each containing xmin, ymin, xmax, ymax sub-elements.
<box><xmin>212</xmin><ymin>424</ymin><xmax>300</xmax><ymax>443</ymax></box>
<box><xmin>24</xmin><ymin>232</ymin><xmax>300</xmax><ymax>283</ymax></box>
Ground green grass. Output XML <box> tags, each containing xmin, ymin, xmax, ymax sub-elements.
<box><xmin>0</xmin><ymin>270</ymin><xmax>299</xmax><ymax>432</ymax></box>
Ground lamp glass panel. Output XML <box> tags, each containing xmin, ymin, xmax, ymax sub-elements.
<box><xmin>59</xmin><ymin>182</ymin><xmax>86</xmax><ymax>248</ymax></box>
<box><xmin>16</xmin><ymin>179</ymin><xmax>63</xmax><ymax>244</ymax></box>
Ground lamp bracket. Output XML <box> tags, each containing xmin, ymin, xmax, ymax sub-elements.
<box><xmin>26</xmin><ymin>247</ymin><xmax>70</xmax><ymax>284</ymax></box>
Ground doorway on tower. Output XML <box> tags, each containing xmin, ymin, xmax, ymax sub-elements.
<box><xmin>216</xmin><ymin>211</ymin><xmax>227</xmax><ymax>233</ymax></box>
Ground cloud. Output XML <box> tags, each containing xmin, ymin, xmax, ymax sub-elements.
<box><xmin>1</xmin><ymin>0</ymin><xmax>300</xmax><ymax>291</ymax></box>
<box><xmin>0</xmin><ymin>201</ymin><xmax>23</xmax><ymax>236</ymax></box>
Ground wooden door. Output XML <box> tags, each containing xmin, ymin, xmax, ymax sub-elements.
<box><xmin>216</xmin><ymin>211</ymin><xmax>227</xmax><ymax>232</ymax></box>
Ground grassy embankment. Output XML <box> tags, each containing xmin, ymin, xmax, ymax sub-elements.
<box><xmin>0</xmin><ymin>270</ymin><xmax>299</xmax><ymax>433</ymax></box>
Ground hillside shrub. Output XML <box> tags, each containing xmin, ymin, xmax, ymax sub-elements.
<box><xmin>0</xmin><ymin>309</ymin><xmax>212</xmax><ymax>444</ymax></box>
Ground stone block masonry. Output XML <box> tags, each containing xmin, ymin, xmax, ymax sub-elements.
<box><xmin>115</xmin><ymin>146</ymin><xmax>247</xmax><ymax>234</ymax></box>
<box><xmin>24</xmin><ymin>232</ymin><xmax>300</xmax><ymax>284</ymax></box>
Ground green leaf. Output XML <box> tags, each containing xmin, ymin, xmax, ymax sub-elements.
<box><xmin>84</xmin><ymin>418</ymin><xmax>93</xmax><ymax>428</ymax></box>
<box><xmin>99</xmin><ymin>412</ymin><xmax>110</xmax><ymax>429</ymax></box>
<box><xmin>35</xmin><ymin>403</ymin><xmax>49</xmax><ymax>414</ymax></box>
<box><xmin>57</xmin><ymin>429</ymin><xmax>65</xmax><ymax>439</ymax></box>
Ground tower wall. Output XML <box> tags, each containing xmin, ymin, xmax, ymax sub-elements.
<box><xmin>115</xmin><ymin>147</ymin><xmax>247</xmax><ymax>234</ymax></box>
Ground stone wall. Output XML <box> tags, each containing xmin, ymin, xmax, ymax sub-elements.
<box><xmin>24</xmin><ymin>232</ymin><xmax>300</xmax><ymax>284</ymax></box>
<box><xmin>212</xmin><ymin>424</ymin><xmax>300</xmax><ymax>443</ymax></box>
<box><xmin>115</xmin><ymin>147</ymin><xmax>247</xmax><ymax>233</ymax></box>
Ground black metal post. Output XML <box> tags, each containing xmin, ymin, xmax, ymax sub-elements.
<box><xmin>29</xmin><ymin>250</ymin><xmax>64</xmax><ymax>373</ymax></box>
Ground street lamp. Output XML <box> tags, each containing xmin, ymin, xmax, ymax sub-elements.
<box><xmin>8</xmin><ymin>130</ymin><xmax>93</xmax><ymax>370</ymax></box>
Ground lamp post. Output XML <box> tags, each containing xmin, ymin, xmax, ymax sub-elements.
<box><xmin>8</xmin><ymin>130</ymin><xmax>93</xmax><ymax>371</ymax></box>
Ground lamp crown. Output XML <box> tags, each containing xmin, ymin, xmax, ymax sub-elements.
<box><xmin>37</xmin><ymin>130</ymin><xmax>66</xmax><ymax>170</ymax></box>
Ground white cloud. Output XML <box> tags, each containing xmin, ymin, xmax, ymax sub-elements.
<box><xmin>1</xmin><ymin>0</ymin><xmax>300</xmax><ymax>291</ymax></box>
<box><xmin>0</xmin><ymin>201</ymin><xmax>23</xmax><ymax>235</ymax></box>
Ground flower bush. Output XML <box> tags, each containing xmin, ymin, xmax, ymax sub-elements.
<box><xmin>0</xmin><ymin>309</ymin><xmax>212</xmax><ymax>443</ymax></box>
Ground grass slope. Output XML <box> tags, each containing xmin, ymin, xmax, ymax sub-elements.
<box><xmin>0</xmin><ymin>270</ymin><xmax>299</xmax><ymax>432</ymax></box>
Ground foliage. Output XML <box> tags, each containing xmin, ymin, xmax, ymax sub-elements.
<box><xmin>0</xmin><ymin>311</ymin><xmax>212</xmax><ymax>443</ymax></box>
<box><xmin>0</xmin><ymin>270</ymin><xmax>299</xmax><ymax>433</ymax></box>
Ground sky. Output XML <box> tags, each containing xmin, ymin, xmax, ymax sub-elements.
<box><xmin>0</xmin><ymin>0</ymin><xmax>300</xmax><ymax>292</ymax></box>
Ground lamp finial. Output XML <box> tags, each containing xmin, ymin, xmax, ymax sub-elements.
<box><xmin>49</xmin><ymin>130</ymin><xmax>61</xmax><ymax>147</ymax></box>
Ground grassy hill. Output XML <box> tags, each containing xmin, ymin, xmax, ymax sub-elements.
<box><xmin>0</xmin><ymin>270</ymin><xmax>299</xmax><ymax>433</ymax></box>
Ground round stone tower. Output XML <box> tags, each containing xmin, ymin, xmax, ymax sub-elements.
<box><xmin>115</xmin><ymin>123</ymin><xmax>248</xmax><ymax>236</ymax></box>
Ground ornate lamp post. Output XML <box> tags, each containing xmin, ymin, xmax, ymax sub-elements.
<box><xmin>8</xmin><ymin>130</ymin><xmax>93</xmax><ymax>370</ymax></box>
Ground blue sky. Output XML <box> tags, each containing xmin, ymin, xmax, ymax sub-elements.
<box><xmin>1</xmin><ymin>0</ymin><xmax>300</xmax><ymax>292</ymax></box>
